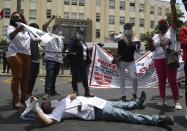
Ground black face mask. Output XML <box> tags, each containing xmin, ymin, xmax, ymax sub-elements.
<box><xmin>158</xmin><ymin>25</ymin><xmax>168</xmax><ymax>32</ymax></box>
<box><xmin>10</xmin><ymin>18</ymin><xmax>23</xmax><ymax>27</ymax></box>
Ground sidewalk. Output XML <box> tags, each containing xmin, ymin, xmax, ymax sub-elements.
<box><xmin>0</xmin><ymin>69</ymin><xmax>72</xmax><ymax>78</ymax></box>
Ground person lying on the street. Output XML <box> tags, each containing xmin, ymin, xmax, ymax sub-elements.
<box><xmin>27</xmin><ymin>91</ymin><xmax>174</xmax><ymax>127</ymax></box>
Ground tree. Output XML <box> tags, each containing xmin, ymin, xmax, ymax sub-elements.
<box><xmin>140</xmin><ymin>8</ymin><xmax>185</xmax><ymax>43</ymax></box>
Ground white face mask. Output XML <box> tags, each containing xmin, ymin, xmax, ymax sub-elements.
<box><xmin>76</xmin><ymin>32</ymin><xmax>84</xmax><ymax>41</ymax></box>
<box><xmin>124</xmin><ymin>29</ymin><xmax>132</xmax><ymax>36</ymax></box>
<box><xmin>50</xmin><ymin>100</ymin><xmax>59</xmax><ymax>108</ymax></box>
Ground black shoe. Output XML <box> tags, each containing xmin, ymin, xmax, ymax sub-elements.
<box><xmin>85</xmin><ymin>93</ymin><xmax>94</xmax><ymax>97</ymax></box>
<box><xmin>137</xmin><ymin>91</ymin><xmax>146</xmax><ymax>108</ymax></box>
<box><xmin>50</xmin><ymin>91</ymin><xmax>59</xmax><ymax>96</ymax></box>
<box><xmin>158</xmin><ymin>115</ymin><xmax>174</xmax><ymax>126</ymax></box>
<box><xmin>120</xmin><ymin>96</ymin><xmax>129</xmax><ymax>102</ymax></box>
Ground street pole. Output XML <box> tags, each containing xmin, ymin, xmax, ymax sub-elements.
<box><xmin>17</xmin><ymin>0</ymin><xmax>21</xmax><ymax>12</ymax></box>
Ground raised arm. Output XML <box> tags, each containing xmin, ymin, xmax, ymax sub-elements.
<box><xmin>31</xmin><ymin>97</ymin><xmax>54</xmax><ymax>126</ymax></box>
<box><xmin>170</xmin><ymin>0</ymin><xmax>177</xmax><ymax>30</ymax></box>
<box><xmin>42</xmin><ymin>15</ymin><xmax>56</xmax><ymax>32</ymax></box>
<box><xmin>35</xmin><ymin>104</ymin><xmax>54</xmax><ymax>126</ymax></box>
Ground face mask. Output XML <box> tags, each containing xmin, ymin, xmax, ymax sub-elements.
<box><xmin>10</xmin><ymin>17</ymin><xmax>23</xmax><ymax>27</ymax></box>
<box><xmin>50</xmin><ymin>100</ymin><xmax>59</xmax><ymax>108</ymax></box>
<box><xmin>158</xmin><ymin>25</ymin><xmax>168</xmax><ymax>31</ymax></box>
<box><xmin>76</xmin><ymin>32</ymin><xmax>84</xmax><ymax>41</ymax></box>
<box><xmin>124</xmin><ymin>29</ymin><xmax>132</xmax><ymax>36</ymax></box>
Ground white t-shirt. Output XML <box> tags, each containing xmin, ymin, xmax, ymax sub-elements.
<box><xmin>44</xmin><ymin>33</ymin><xmax>64</xmax><ymax>63</ymax></box>
<box><xmin>46</xmin><ymin>96</ymin><xmax>95</xmax><ymax>122</ymax></box>
<box><xmin>6</xmin><ymin>25</ymin><xmax>31</xmax><ymax>58</ymax></box>
<box><xmin>152</xmin><ymin>27</ymin><xmax>180</xmax><ymax>60</ymax></box>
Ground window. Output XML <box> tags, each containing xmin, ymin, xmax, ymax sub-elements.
<box><xmin>3</xmin><ymin>26</ymin><xmax>8</xmax><ymax>36</ymax></box>
<box><xmin>29</xmin><ymin>9</ymin><xmax>36</xmax><ymax>19</ymax></box>
<box><xmin>47</xmin><ymin>9</ymin><xmax>51</xmax><ymax>18</ymax></box>
<box><xmin>64</xmin><ymin>12</ymin><xmax>69</xmax><ymax>18</ymax></box>
<box><xmin>96</xmin><ymin>29</ymin><xmax>100</xmax><ymax>39</ymax></box>
<box><xmin>79</xmin><ymin>13</ymin><xmax>84</xmax><ymax>19</ymax></box>
<box><xmin>109</xmin><ymin>0</ymin><xmax>115</xmax><ymax>9</ymax></box>
<box><xmin>4</xmin><ymin>8</ymin><xmax>11</xmax><ymax>18</ymax></box>
<box><xmin>109</xmin><ymin>15</ymin><xmax>115</xmax><ymax>24</ymax></box>
<box><xmin>96</xmin><ymin>13</ymin><xmax>100</xmax><ymax>22</ymax></box>
<box><xmin>158</xmin><ymin>7</ymin><xmax>162</xmax><ymax>15</ymax></box>
<box><xmin>79</xmin><ymin>0</ymin><xmax>85</xmax><ymax>6</ymax></box>
<box><xmin>64</xmin><ymin>0</ymin><xmax>70</xmax><ymax>5</ymax></box>
<box><xmin>165</xmin><ymin>8</ymin><xmax>169</xmax><ymax>15</ymax></box>
<box><xmin>72</xmin><ymin>0</ymin><xmax>77</xmax><ymax>5</ymax></box>
<box><xmin>130</xmin><ymin>17</ymin><xmax>135</xmax><ymax>26</ymax></box>
<box><xmin>47</xmin><ymin>0</ymin><xmax>52</xmax><ymax>2</ymax></box>
<box><xmin>150</xmin><ymin>6</ymin><xmax>154</xmax><ymax>14</ymax></box>
<box><xmin>130</xmin><ymin>3</ymin><xmax>135</xmax><ymax>12</ymax></box>
<box><xmin>140</xmin><ymin>18</ymin><xmax>144</xmax><ymax>27</ymax></box>
<box><xmin>140</xmin><ymin>4</ymin><xmax>144</xmax><ymax>12</ymax></box>
<box><xmin>30</xmin><ymin>0</ymin><xmax>36</xmax><ymax>3</ymax></box>
<box><xmin>120</xmin><ymin>1</ymin><xmax>125</xmax><ymax>10</ymax></box>
<box><xmin>71</xmin><ymin>12</ymin><xmax>77</xmax><ymax>19</ymax></box>
<box><xmin>120</xmin><ymin>16</ymin><xmax>125</xmax><ymax>25</ymax></box>
<box><xmin>96</xmin><ymin>0</ymin><xmax>100</xmax><ymax>6</ymax></box>
<box><xmin>150</xmin><ymin>20</ymin><xmax>154</xmax><ymax>29</ymax></box>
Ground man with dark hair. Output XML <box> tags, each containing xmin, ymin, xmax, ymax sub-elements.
<box><xmin>26</xmin><ymin>91</ymin><xmax>174</xmax><ymax>127</ymax></box>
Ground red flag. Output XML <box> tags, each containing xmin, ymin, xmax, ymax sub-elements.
<box><xmin>0</xmin><ymin>9</ymin><xmax>4</xmax><ymax>20</ymax></box>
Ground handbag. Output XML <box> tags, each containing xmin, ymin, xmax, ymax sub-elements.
<box><xmin>160</xmin><ymin>35</ymin><xmax>179</xmax><ymax>69</ymax></box>
<box><xmin>165</xmin><ymin>49</ymin><xmax>179</xmax><ymax>69</ymax></box>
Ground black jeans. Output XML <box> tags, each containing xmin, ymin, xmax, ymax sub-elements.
<box><xmin>70</xmin><ymin>62</ymin><xmax>90</xmax><ymax>95</ymax></box>
<box><xmin>184</xmin><ymin>62</ymin><xmax>187</xmax><ymax>107</ymax></box>
<box><xmin>28</xmin><ymin>62</ymin><xmax>40</xmax><ymax>95</ymax></box>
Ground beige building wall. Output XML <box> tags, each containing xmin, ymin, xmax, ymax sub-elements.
<box><xmin>0</xmin><ymin>0</ymin><xmax>178</xmax><ymax>42</ymax></box>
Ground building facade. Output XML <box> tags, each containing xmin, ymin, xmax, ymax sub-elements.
<box><xmin>0</xmin><ymin>0</ymin><xmax>177</xmax><ymax>42</ymax></box>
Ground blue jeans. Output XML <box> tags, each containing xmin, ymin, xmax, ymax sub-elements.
<box><xmin>44</xmin><ymin>60</ymin><xmax>61</xmax><ymax>94</ymax></box>
<box><xmin>95</xmin><ymin>101</ymin><xmax>160</xmax><ymax>125</ymax></box>
<box><xmin>28</xmin><ymin>62</ymin><xmax>40</xmax><ymax>94</ymax></box>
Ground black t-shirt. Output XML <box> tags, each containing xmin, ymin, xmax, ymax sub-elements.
<box><xmin>117</xmin><ymin>40</ymin><xmax>136</xmax><ymax>62</ymax></box>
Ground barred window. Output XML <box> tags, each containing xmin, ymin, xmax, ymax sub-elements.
<box><xmin>72</xmin><ymin>0</ymin><xmax>77</xmax><ymax>5</ymax></box>
<box><xmin>4</xmin><ymin>8</ymin><xmax>11</xmax><ymax>18</ymax></box>
<box><xmin>140</xmin><ymin>18</ymin><xmax>145</xmax><ymax>27</ymax></box>
<box><xmin>47</xmin><ymin>9</ymin><xmax>51</xmax><ymax>18</ymax></box>
<box><xmin>96</xmin><ymin>29</ymin><xmax>100</xmax><ymax>39</ymax></box>
<box><xmin>109</xmin><ymin>0</ymin><xmax>115</xmax><ymax>9</ymax></box>
<box><xmin>120</xmin><ymin>16</ymin><xmax>125</xmax><ymax>25</ymax></box>
<box><xmin>64</xmin><ymin>0</ymin><xmax>70</xmax><ymax>5</ymax></box>
<box><xmin>120</xmin><ymin>1</ymin><xmax>125</xmax><ymax>10</ymax></box>
<box><xmin>96</xmin><ymin>13</ymin><xmax>100</xmax><ymax>22</ymax></box>
<box><xmin>109</xmin><ymin>15</ymin><xmax>115</xmax><ymax>24</ymax></box>
<box><xmin>29</xmin><ymin>9</ymin><xmax>36</xmax><ymax>19</ymax></box>
<box><xmin>79</xmin><ymin>0</ymin><xmax>85</xmax><ymax>6</ymax></box>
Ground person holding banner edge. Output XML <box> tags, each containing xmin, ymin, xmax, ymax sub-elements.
<box><xmin>6</xmin><ymin>12</ymin><xmax>40</xmax><ymax>109</ymax></box>
<box><xmin>42</xmin><ymin>15</ymin><xmax>64</xmax><ymax>100</ymax></box>
<box><xmin>149</xmin><ymin>0</ymin><xmax>182</xmax><ymax>109</ymax></box>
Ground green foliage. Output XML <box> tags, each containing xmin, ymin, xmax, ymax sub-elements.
<box><xmin>0</xmin><ymin>39</ymin><xmax>9</xmax><ymax>58</ymax></box>
<box><xmin>140</xmin><ymin>8</ymin><xmax>185</xmax><ymax>43</ymax></box>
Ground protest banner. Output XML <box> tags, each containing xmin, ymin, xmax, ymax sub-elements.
<box><xmin>16</xmin><ymin>22</ymin><xmax>64</xmax><ymax>45</ymax></box>
<box><xmin>89</xmin><ymin>44</ymin><xmax>184</xmax><ymax>88</ymax></box>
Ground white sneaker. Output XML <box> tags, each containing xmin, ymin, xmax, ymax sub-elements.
<box><xmin>174</xmin><ymin>102</ymin><xmax>182</xmax><ymax>110</ymax></box>
<box><xmin>157</xmin><ymin>99</ymin><xmax>166</xmax><ymax>106</ymax></box>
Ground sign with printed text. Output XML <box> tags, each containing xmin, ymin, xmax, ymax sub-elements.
<box><xmin>88</xmin><ymin>44</ymin><xmax>185</xmax><ymax>88</ymax></box>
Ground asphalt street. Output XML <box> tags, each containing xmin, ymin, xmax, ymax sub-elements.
<box><xmin>0</xmin><ymin>76</ymin><xmax>187</xmax><ymax>131</ymax></box>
